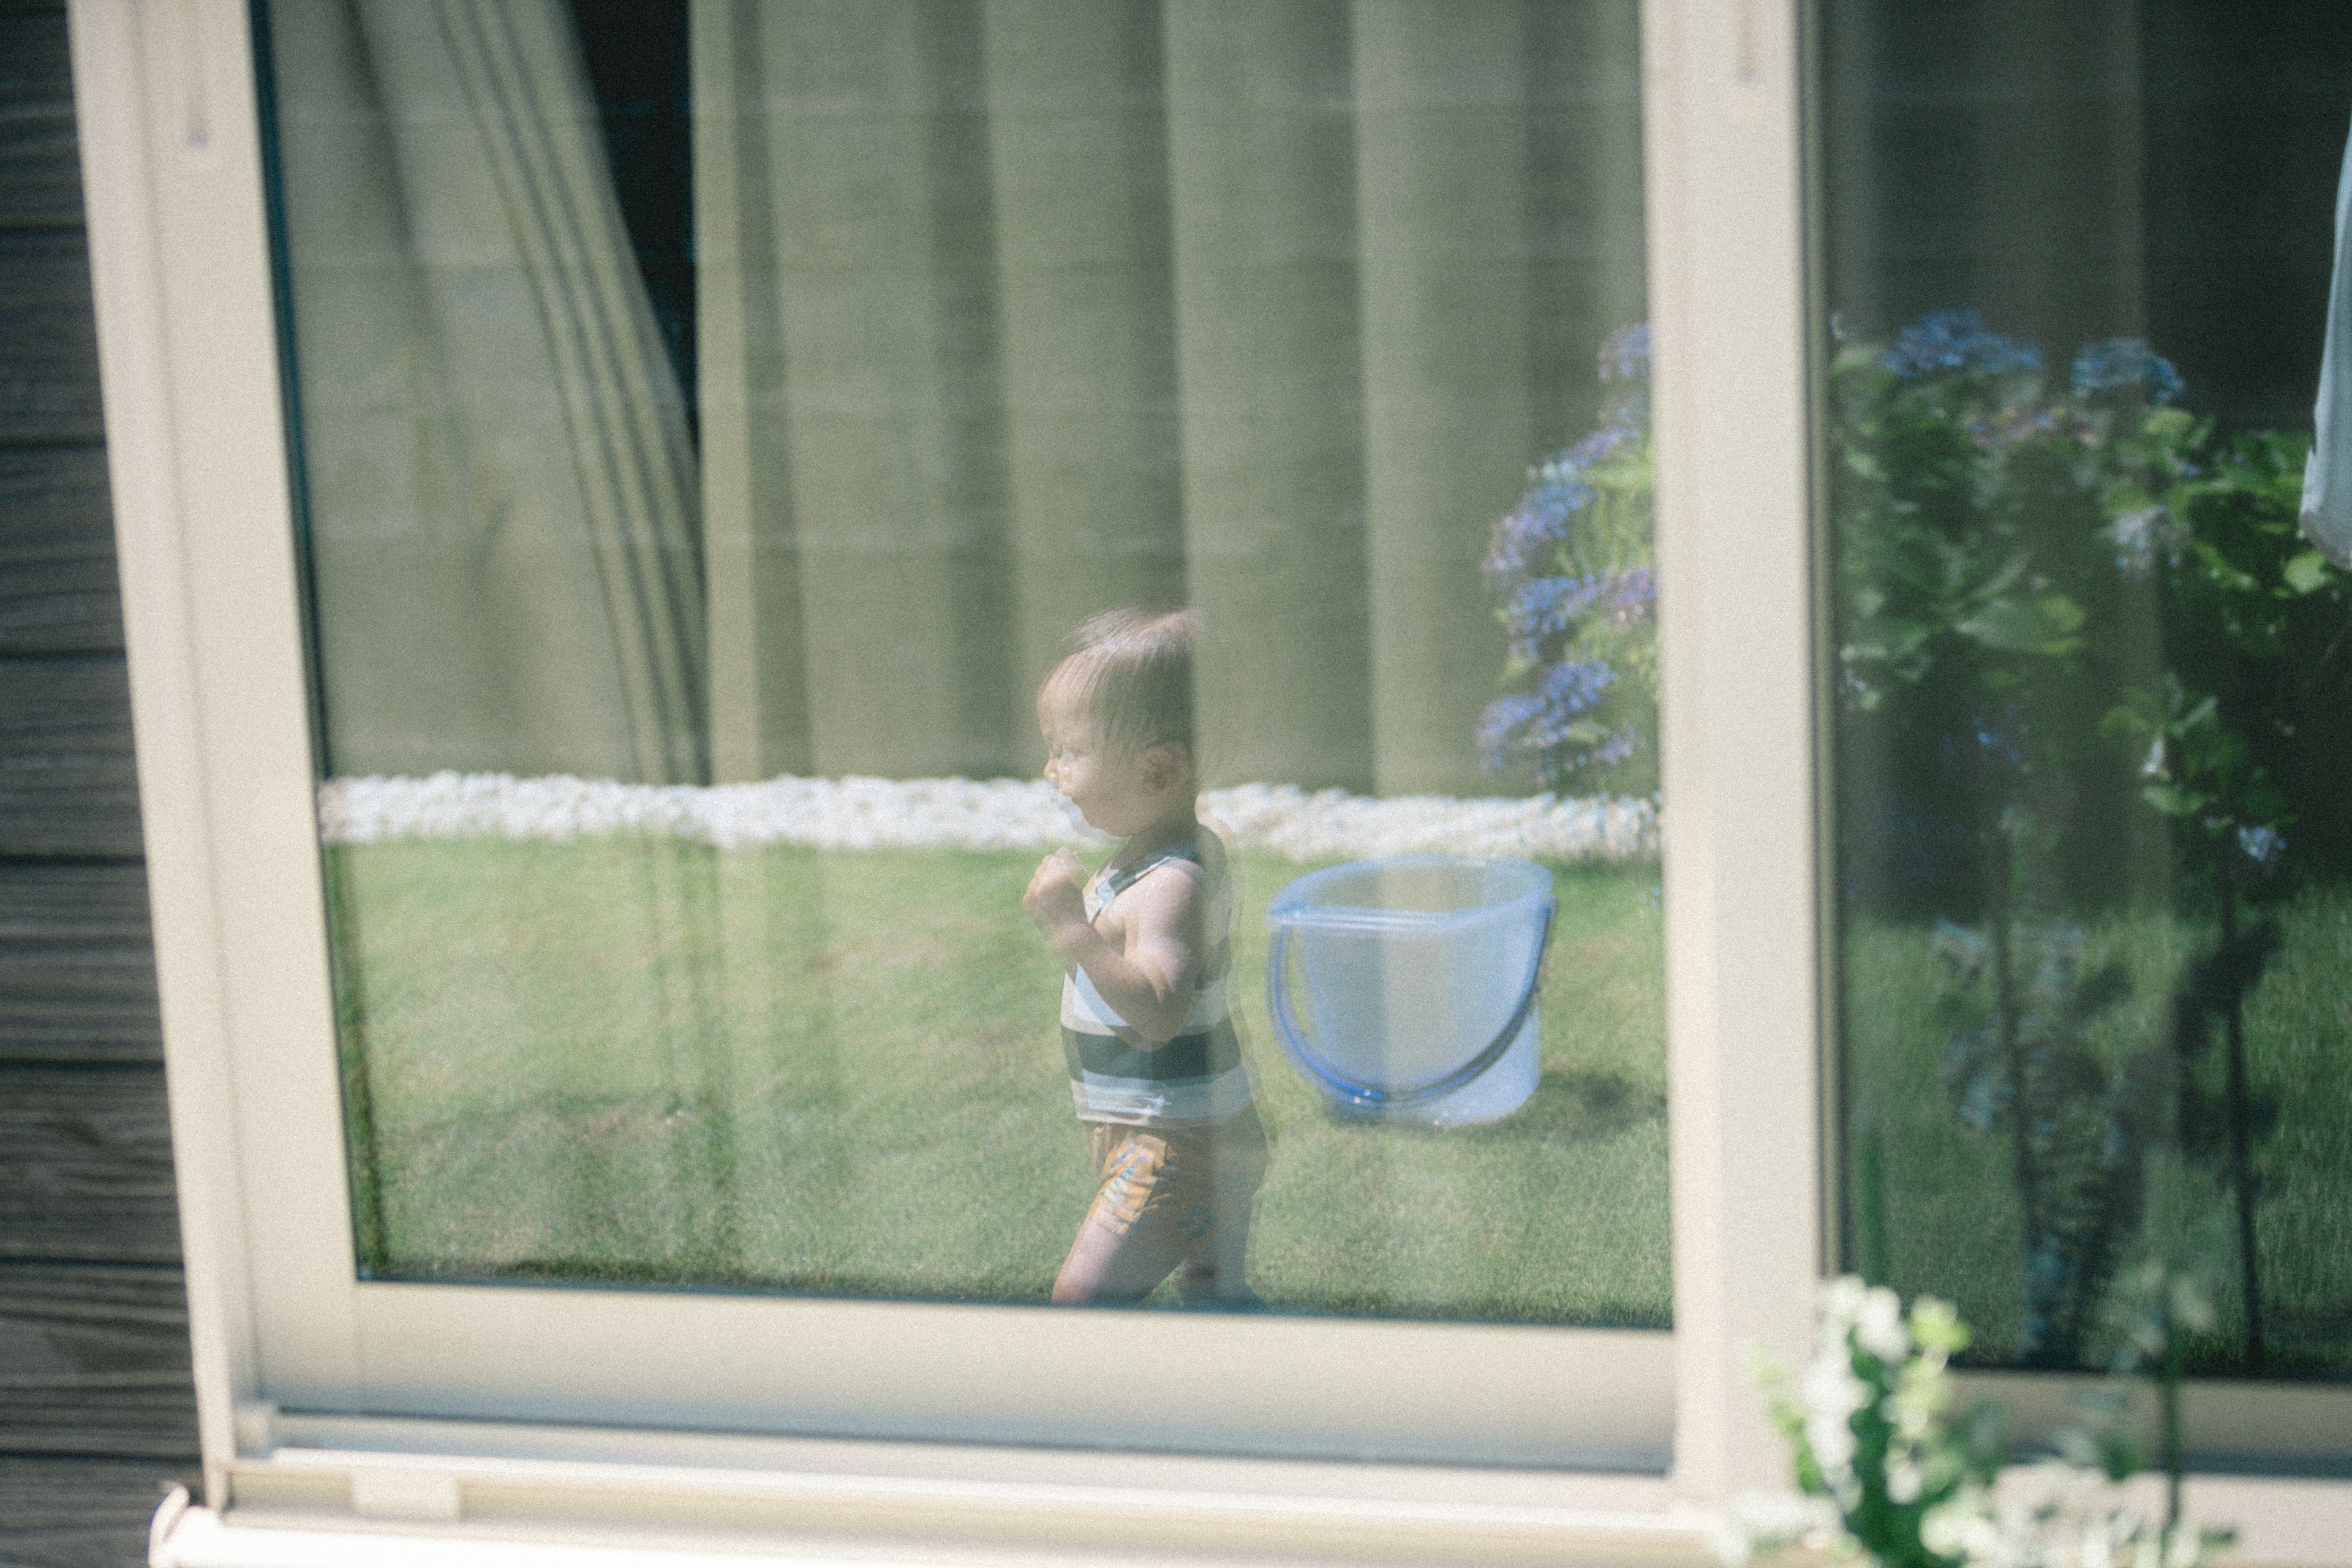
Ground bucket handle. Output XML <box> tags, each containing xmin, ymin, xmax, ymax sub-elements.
<box><xmin>1265</xmin><ymin>899</ymin><xmax>1555</xmax><ymax>1110</ymax></box>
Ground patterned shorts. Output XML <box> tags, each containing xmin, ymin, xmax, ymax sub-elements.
<box><xmin>1082</xmin><ymin>1106</ymin><xmax>1268</xmax><ymax>1246</ymax></box>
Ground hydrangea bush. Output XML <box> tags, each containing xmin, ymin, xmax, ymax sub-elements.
<box><xmin>1479</xmin><ymin>309</ymin><xmax>2345</xmax><ymax>831</ymax></box>
<box><xmin>1478</xmin><ymin>323</ymin><xmax>1659</xmax><ymax>795</ymax></box>
<box><xmin>1487</xmin><ymin>309</ymin><xmax>2347</xmax><ymax>1370</ymax></box>
<box><xmin>1831</xmin><ymin>306</ymin><xmax>2334</xmax><ymax>901</ymax></box>
<box><xmin>1829</xmin><ymin>310</ymin><xmax>2339</xmax><ymax>1367</ymax></box>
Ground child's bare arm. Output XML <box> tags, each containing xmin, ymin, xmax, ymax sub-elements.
<box><xmin>1023</xmin><ymin>854</ymin><xmax>1203</xmax><ymax>1044</ymax></box>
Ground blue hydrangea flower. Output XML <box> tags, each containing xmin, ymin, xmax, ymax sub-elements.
<box><xmin>1880</xmin><ymin>309</ymin><xmax>2044</xmax><ymax>379</ymax></box>
<box><xmin>1937</xmin><ymin>704</ymin><xmax>2029</xmax><ymax>781</ymax></box>
<box><xmin>1477</xmin><ymin>658</ymin><xmax>1620</xmax><ymax>769</ymax></box>
<box><xmin>1942</xmin><ymin>1022</ymin><xmax>2007</xmax><ymax>1134</ymax></box>
<box><xmin>1598</xmin><ymin>322</ymin><xmax>1650</xmax><ymax>383</ymax></box>
<box><xmin>1481</xmin><ymin>321</ymin><xmax>1656</xmax><ymax>786</ymax></box>
<box><xmin>1505</xmin><ymin>574</ymin><xmax>1609</xmax><ymax>660</ymax></box>
<box><xmin>2019</xmin><ymin>1237</ymin><xmax>2070</xmax><ymax>1356</ymax></box>
<box><xmin>1586</xmin><ymin>724</ymin><xmax>1638</xmax><ymax>767</ymax></box>
<box><xmin>1523</xmin><ymin>660</ymin><xmax>1617</xmax><ymax>748</ymax></box>
<box><xmin>2237</xmin><ymin>824</ymin><xmax>2285</xmax><ymax>868</ymax></box>
<box><xmin>1476</xmin><ymin>691</ymin><xmax>1544</xmax><ymax>765</ymax></box>
<box><xmin>1530</xmin><ymin>658</ymin><xmax>1616</xmax><ymax>734</ymax></box>
<box><xmin>1502</xmin><ymin>568</ymin><xmax>1656</xmax><ymax>661</ymax></box>
<box><xmin>1482</xmin><ymin>473</ymin><xmax>1594</xmax><ymax>589</ymax></box>
<box><xmin>1969</xmin><ymin>404</ymin><xmax>2080</xmax><ymax>451</ymax></box>
<box><xmin>2071</xmin><ymin>338</ymin><xmax>2184</xmax><ymax>405</ymax></box>
<box><xmin>1602</xmin><ymin>564</ymin><xmax>1656</xmax><ymax>627</ymax></box>
<box><xmin>1562</xmin><ymin>423</ymin><xmax>1638</xmax><ymax>469</ymax></box>
<box><xmin>1970</xmin><ymin>710</ymin><xmax>2026</xmax><ymax>769</ymax></box>
<box><xmin>2108</xmin><ymin>505</ymin><xmax>2188</xmax><ymax>578</ymax></box>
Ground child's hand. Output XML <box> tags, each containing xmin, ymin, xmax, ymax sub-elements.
<box><xmin>1023</xmin><ymin>849</ymin><xmax>1090</xmax><ymax>943</ymax></box>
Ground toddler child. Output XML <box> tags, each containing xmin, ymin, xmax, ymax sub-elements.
<box><xmin>1022</xmin><ymin>608</ymin><xmax>1267</xmax><ymax>1307</ymax></box>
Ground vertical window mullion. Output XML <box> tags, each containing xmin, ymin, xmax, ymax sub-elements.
<box><xmin>1641</xmin><ymin>0</ymin><xmax>1825</xmax><ymax>1509</ymax></box>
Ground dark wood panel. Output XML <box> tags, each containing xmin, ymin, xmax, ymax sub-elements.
<box><xmin>0</xmin><ymin>445</ymin><xmax>121</xmax><ymax>654</ymax></box>
<box><xmin>0</xmin><ymin>654</ymin><xmax>142</xmax><ymax>859</ymax></box>
<box><xmin>0</xmin><ymin>4</ymin><xmax>80</xmax><ymax>235</ymax></box>
<box><xmin>0</xmin><ymin>1066</ymin><xmax>179</xmax><ymax>1264</ymax></box>
<box><xmin>0</xmin><ymin>1456</ymin><xmax>200</xmax><ymax>1568</ymax></box>
<box><xmin>0</xmin><ymin>1262</ymin><xmax>195</xmax><ymax>1460</ymax></box>
<box><xmin>0</xmin><ymin>862</ymin><xmax>159</xmax><ymax>1063</ymax></box>
<box><xmin>0</xmin><ymin>228</ymin><xmax>102</xmax><ymax>445</ymax></box>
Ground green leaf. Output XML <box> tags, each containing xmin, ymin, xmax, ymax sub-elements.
<box><xmin>1970</xmin><ymin>552</ymin><xmax>2032</xmax><ymax>604</ymax></box>
<box><xmin>1846</xmin><ymin>620</ymin><xmax>1932</xmax><ymax>665</ymax></box>
<box><xmin>1831</xmin><ymin>342</ymin><xmax>1883</xmax><ymax>378</ymax></box>
<box><xmin>2097</xmin><ymin>703</ymin><xmax>2152</xmax><ymax>746</ymax></box>
<box><xmin>2037</xmin><ymin>592</ymin><xmax>2086</xmax><ymax>634</ymax></box>
<box><xmin>2189</xmin><ymin>539</ymin><xmax>2261</xmax><ymax>595</ymax></box>
<box><xmin>1954</xmin><ymin>593</ymin><xmax>2082</xmax><ymax>656</ymax></box>
<box><xmin>2141</xmin><ymin>783</ymin><xmax>2211</xmax><ymax>818</ymax></box>
<box><xmin>2283</xmin><ymin>551</ymin><xmax>2333</xmax><ymax>595</ymax></box>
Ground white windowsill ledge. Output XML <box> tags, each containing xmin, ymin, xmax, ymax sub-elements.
<box><xmin>145</xmin><ymin>1414</ymin><xmax>2352</xmax><ymax>1568</ymax></box>
<box><xmin>147</xmin><ymin>1412</ymin><xmax>1716</xmax><ymax>1568</ymax></box>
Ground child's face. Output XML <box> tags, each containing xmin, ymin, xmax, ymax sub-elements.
<box><xmin>1040</xmin><ymin>689</ymin><xmax>1178</xmax><ymax>839</ymax></box>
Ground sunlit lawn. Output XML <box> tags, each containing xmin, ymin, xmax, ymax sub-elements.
<box><xmin>1844</xmin><ymin>887</ymin><xmax>2352</xmax><ymax>1374</ymax></box>
<box><xmin>327</xmin><ymin>841</ymin><xmax>1672</xmax><ymax>1325</ymax></box>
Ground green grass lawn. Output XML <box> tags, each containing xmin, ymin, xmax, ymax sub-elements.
<box><xmin>326</xmin><ymin>841</ymin><xmax>1671</xmax><ymax>1325</ymax></box>
<box><xmin>1843</xmin><ymin>886</ymin><xmax>2352</xmax><ymax>1376</ymax></box>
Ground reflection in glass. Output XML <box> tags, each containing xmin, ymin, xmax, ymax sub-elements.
<box><xmin>265</xmin><ymin>0</ymin><xmax>1665</xmax><ymax>1321</ymax></box>
<box><xmin>1823</xmin><ymin>1</ymin><xmax>2352</xmax><ymax>1376</ymax></box>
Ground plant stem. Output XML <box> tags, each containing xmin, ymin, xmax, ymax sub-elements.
<box><xmin>1991</xmin><ymin>822</ymin><xmax>2040</xmax><ymax>1334</ymax></box>
<box><xmin>2215</xmin><ymin>850</ymin><xmax>2265</xmax><ymax>1368</ymax></box>
<box><xmin>2163</xmin><ymin>1303</ymin><xmax>2185</xmax><ymax>1540</ymax></box>
<box><xmin>1855</xmin><ymin>1109</ymin><xmax>1889</xmax><ymax>1286</ymax></box>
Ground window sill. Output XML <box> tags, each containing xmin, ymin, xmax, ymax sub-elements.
<box><xmin>149</xmin><ymin>1411</ymin><xmax>1712</xmax><ymax>1568</ymax></box>
<box><xmin>144</xmin><ymin>1411</ymin><xmax>2352</xmax><ymax>1568</ymax></box>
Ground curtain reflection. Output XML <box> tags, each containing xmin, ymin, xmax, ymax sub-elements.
<box><xmin>271</xmin><ymin>0</ymin><xmax>707</xmax><ymax>782</ymax></box>
<box><xmin>695</xmin><ymin>0</ymin><xmax>1643</xmax><ymax>794</ymax></box>
<box><xmin>279</xmin><ymin>0</ymin><xmax>1646</xmax><ymax>794</ymax></box>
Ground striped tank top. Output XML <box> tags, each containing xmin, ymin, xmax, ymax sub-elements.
<box><xmin>1060</xmin><ymin>840</ymin><xmax>1253</xmax><ymax>1127</ymax></box>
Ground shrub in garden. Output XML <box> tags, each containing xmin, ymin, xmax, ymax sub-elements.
<box><xmin>1478</xmin><ymin>309</ymin><xmax>2349</xmax><ymax>856</ymax></box>
<box><xmin>1495</xmin><ymin>311</ymin><xmax>2351</xmax><ymax>1369</ymax></box>
<box><xmin>1833</xmin><ymin>308</ymin><xmax>2348</xmax><ymax>911</ymax></box>
<box><xmin>1478</xmin><ymin>323</ymin><xmax>1658</xmax><ymax>797</ymax></box>
<box><xmin>1829</xmin><ymin>309</ymin><xmax>2345</xmax><ymax>1369</ymax></box>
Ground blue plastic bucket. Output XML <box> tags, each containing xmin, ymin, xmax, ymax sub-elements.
<box><xmin>1264</xmin><ymin>855</ymin><xmax>1554</xmax><ymax>1126</ymax></box>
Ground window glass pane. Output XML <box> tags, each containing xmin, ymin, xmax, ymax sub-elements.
<box><xmin>258</xmin><ymin>0</ymin><xmax>1666</xmax><ymax>1324</ymax></box>
<box><xmin>1823</xmin><ymin>0</ymin><xmax>2352</xmax><ymax>1376</ymax></box>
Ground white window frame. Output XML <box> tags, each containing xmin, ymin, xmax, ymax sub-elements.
<box><xmin>67</xmin><ymin>0</ymin><xmax>2351</xmax><ymax>1562</ymax></box>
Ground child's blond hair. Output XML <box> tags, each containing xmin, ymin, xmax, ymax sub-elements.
<box><xmin>1039</xmin><ymin>608</ymin><xmax>1197</xmax><ymax>762</ymax></box>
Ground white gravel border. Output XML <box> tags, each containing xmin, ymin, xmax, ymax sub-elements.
<box><xmin>317</xmin><ymin>774</ymin><xmax>1659</xmax><ymax>864</ymax></box>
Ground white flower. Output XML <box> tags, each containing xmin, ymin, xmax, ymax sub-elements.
<box><xmin>1853</xmin><ymin>1285</ymin><xmax>1910</xmax><ymax>1363</ymax></box>
<box><xmin>1885</xmin><ymin>1453</ymin><xmax>1923</xmax><ymax>1506</ymax></box>
<box><xmin>2109</xmin><ymin>505</ymin><xmax>2188</xmax><ymax>578</ymax></box>
<box><xmin>1922</xmin><ymin>1489</ymin><xmax>2007</xmax><ymax>1566</ymax></box>
<box><xmin>1715</xmin><ymin>1491</ymin><xmax>1842</xmax><ymax>1566</ymax></box>
<box><xmin>1818</xmin><ymin>1275</ymin><xmax>1869</xmax><ymax>1335</ymax></box>
<box><xmin>1800</xmin><ymin>1356</ymin><xmax>1867</xmax><ymax>1484</ymax></box>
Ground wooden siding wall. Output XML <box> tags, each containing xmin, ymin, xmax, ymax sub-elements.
<box><xmin>0</xmin><ymin>2</ymin><xmax>203</xmax><ymax>1561</ymax></box>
